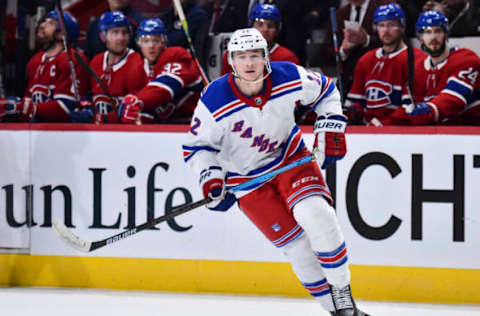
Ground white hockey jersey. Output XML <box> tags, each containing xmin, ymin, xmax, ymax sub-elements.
<box><xmin>182</xmin><ymin>62</ymin><xmax>342</xmax><ymax>195</ymax></box>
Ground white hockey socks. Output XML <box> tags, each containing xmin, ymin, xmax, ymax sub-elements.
<box><xmin>293</xmin><ymin>195</ymin><xmax>350</xmax><ymax>288</ymax></box>
<box><xmin>282</xmin><ymin>234</ymin><xmax>335</xmax><ymax>312</ymax></box>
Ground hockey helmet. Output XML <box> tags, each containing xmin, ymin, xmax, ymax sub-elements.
<box><xmin>373</xmin><ymin>3</ymin><xmax>405</xmax><ymax>26</ymax></box>
<box><xmin>227</xmin><ymin>28</ymin><xmax>271</xmax><ymax>78</ymax></box>
<box><xmin>46</xmin><ymin>10</ymin><xmax>80</xmax><ymax>43</ymax></box>
<box><xmin>98</xmin><ymin>11</ymin><xmax>130</xmax><ymax>33</ymax></box>
<box><xmin>249</xmin><ymin>4</ymin><xmax>282</xmax><ymax>31</ymax></box>
<box><xmin>137</xmin><ymin>18</ymin><xmax>166</xmax><ymax>38</ymax></box>
<box><xmin>415</xmin><ymin>10</ymin><xmax>449</xmax><ymax>33</ymax></box>
<box><xmin>250</xmin><ymin>4</ymin><xmax>281</xmax><ymax>22</ymax></box>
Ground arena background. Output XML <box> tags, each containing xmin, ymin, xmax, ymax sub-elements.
<box><xmin>1</xmin><ymin>124</ymin><xmax>479</xmax><ymax>304</ymax></box>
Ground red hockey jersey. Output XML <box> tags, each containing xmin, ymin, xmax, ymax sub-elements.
<box><xmin>89</xmin><ymin>49</ymin><xmax>145</xmax><ymax>122</ymax></box>
<box><xmin>407</xmin><ymin>47</ymin><xmax>480</xmax><ymax>125</ymax></box>
<box><xmin>136</xmin><ymin>46</ymin><xmax>203</xmax><ymax>123</ymax></box>
<box><xmin>25</xmin><ymin>49</ymin><xmax>89</xmax><ymax>122</ymax></box>
<box><xmin>347</xmin><ymin>46</ymin><xmax>425</xmax><ymax>123</ymax></box>
<box><xmin>221</xmin><ymin>43</ymin><xmax>300</xmax><ymax>76</ymax></box>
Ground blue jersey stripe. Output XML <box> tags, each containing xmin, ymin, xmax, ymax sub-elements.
<box><xmin>215</xmin><ymin>104</ymin><xmax>249</xmax><ymax>122</ymax></box>
<box><xmin>311</xmin><ymin>82</ymin><xmax>335</xmax><ymax>110</ymax></box>
<box><xmin>270</xmin><ymin>86</ymin><xmax>303</xmax><ymax>102</ymax></box>
<box><xmin>152</xmin><ymin>75</ymin><xmax>183</xmax><ymax>94</ymax></box>
<box><xmin>445</xmin><ymin>78</ymin><xmax>473</xmax><ymax>103</ymax></box>
<box><xmin>55</xmin><ymin>97</ymin><xmax>77</xmax><ymax>111</ymax></box>
<box><xmin>182</xmin><ymin>145</ymin><xmax>220</xmax><ymax>162</ymax></box>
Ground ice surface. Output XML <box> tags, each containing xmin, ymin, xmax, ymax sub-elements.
<box><xmin>1</xmin><ymin>287</ymin><xmax>480</xmax><ymax>316</ymax></box>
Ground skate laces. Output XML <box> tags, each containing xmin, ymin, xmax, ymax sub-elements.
<box><xmin>331</xmin><ymin>285</ymin><xmax>354</xmax><ymax>310</ymax></box>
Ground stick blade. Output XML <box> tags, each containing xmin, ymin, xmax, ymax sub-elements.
<box><xmin>52</xmin><ymin>220</ymin><xmax>92</xmax><ymax>253</ymax></box>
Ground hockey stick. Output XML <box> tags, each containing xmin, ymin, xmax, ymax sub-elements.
<box><xmin>53</xmin><ymin>153</ymin><xmax>315</xmax><ymax>252</ymax></box>
<box><xmin>73</xmin><ymin>50</ymin><xmax>112</xmax><ymax>102</ymax></box>
<box><xmin>55</xmin><ymin>0</ymin><xmax>80</xmax><ymax>104</ymax></box>
<box><xmin>73</xmin><ymin>50</ymin><xmax>139</xmax><ymax>124</ymax></box>
<box><xmin>405</xmin><ymin>35</ymin><xmax>417</xmax><ymax>112</ymax></box>
<box><xmin>0</xmin><ymin>71</ymin><xmax>5</xmax><ymax>98</ymax></box>
<box><xmin>172</xmin><ymin>0</ymin><xmax>210</xmax><ymax>85</ymax></box>
<box><xmin>72</xmin><ymin>50</ymin><xmax>121</xmax><ymax>124</ymax></box>
<box><xmin>329</xmin><ymin>7</ymin><xmax>345</xmax><ymax>105</ymax></box>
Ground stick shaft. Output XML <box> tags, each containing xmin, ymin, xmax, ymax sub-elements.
<box><xmin>89</xmin><ymin>196</ymin><xmax>212</xmax><ymax>251</ymax></box>
<box><xmin>55</xmin><ymin>0</ymin><xmax>80</xmax><ymax>103</ymax></box>
<box><xmin>172</xmin><ymin>0</ymin><xmax>210</xmax><ymax>85</ymax></box>
<box><xmin>73</xmin><ymin>51</ymin><xmax>114</xmax><ymax>103</ymax></box>
<box><xmin>405</xmin><ymin>36</ymin><xmax>417</xmax><ymax>111</ymax></box>
<box><xmin>231</xmin><ymin>155</ymin><xmax>312</xmax><ymax>191</ymax></box>
<box><xmin>329</xmin><ymin>7</ymin><xmax>345</xmax><ymax>104</ymax></box>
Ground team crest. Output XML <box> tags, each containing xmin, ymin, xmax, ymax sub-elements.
<box><xmin>272</xmin><ymin>223</ymin><xmax>281</xmax><ymax>232</ymax></box>
<box><xmin>365</xmin><ymin>80</ymin><xmax>393</xmax><ymax>108</ymax></box>
<box><xmin>30</xmin><ymin>84</ymin><xmax>52</xmax><ymax>105</ymax></box>
<box><xmin>254</xmin><ymin>97</ymin><xmax>262</xmax><ymax>105</ymax></box>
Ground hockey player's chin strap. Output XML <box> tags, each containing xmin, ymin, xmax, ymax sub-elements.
<box><xmin>232</xmin><ymin>66</ymin><xmax>272</xmax><ymax>84</ymax></box>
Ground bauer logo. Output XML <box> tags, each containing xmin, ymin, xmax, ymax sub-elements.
<box><xmin>106</xmin><ymin>229</ymin><xmax>137</xmax><ymax>245</ymax></box>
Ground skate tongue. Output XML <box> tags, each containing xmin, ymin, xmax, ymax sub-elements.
<box><xmin>330</xmin><ymin>285</ymin><xmax>357</xmax><ymax>315</ymax></box>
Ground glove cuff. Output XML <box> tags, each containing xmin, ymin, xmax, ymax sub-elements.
<box><xmin>199</xmin><ymin>166</ymin><xmax>225</xmax><ymax>197</ymax></box>
<box><xmin>314</xmin><ymin>113</ymin><xmax>347</xmax><ymax>134</ymax></box>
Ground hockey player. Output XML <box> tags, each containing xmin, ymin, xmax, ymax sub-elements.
<box><xmin>0</xmin><ymin>10</ymin><xmax>90</xmax><ymax>122</ymax></box>
<box><xmin>182</xmin><ymin>28</ymin><xmax>369</xmax><ymax>316</ymax></box>
<box><xmin>117</xmin><ymin>18</ymin><xmax>203</xmax><ymax>123</ymax></box>
<box><xmin>220</xmin><ymin>3</ymin><xmax>299</xmax><ymax>76</ymax></box>
<box><xmin>382</xmin><ymin>10</ymin><xmax>480</xmax><ymax>125</ymax></box>
<box><xmin>89</xmin><ymin>11</ymin><xmax>144</xmax><ymax>123</ymax></box>
<box><xmin>344</xmin><ymin>3</ymin><xmax>425</xmax><ymax>124</ymax></box>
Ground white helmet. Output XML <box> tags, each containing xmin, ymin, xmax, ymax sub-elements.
<box><xmin>227</xmin><ymin>28</ymin><xmax>271</xmax><ymax>79</ymax></box>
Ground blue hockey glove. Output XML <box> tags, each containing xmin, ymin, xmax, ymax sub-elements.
<box><xmin>405</xmin><ymin>102</ymin><xmax>436</xmax><ymax>125</ymax></box>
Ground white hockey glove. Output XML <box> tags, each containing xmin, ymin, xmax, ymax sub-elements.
<box><xmin>199</xmin><ymin>166</ymin><xmax>237</xmax><ymax>211</ymax></box>
<box><xmin>313</xmin><ymin>113</ymin><xmax>347</xmax><ymax>169</ymax></box>
<box><xmin>199</xmin><ymin>166</ymin><xmax>227</xmax><ymax>209</ymax></box>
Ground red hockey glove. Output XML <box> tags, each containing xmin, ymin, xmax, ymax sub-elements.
<box><xmin>118</xmin><ymin>94</ymin><xmax>143</xmax><ymax>124</ymax></box>
<box><xmin>342</xmin><ymin>101</ymin><xmax>363</xmax><ymax>124</ymax></box>
<box><xmin>313</xmin><ymin>113</ymin><xmax>347</xmax><ymax>169</ymax></box>
<box><xmin>94</xmin><ymin>95</ymin><xmax>119</xmax><ymax>124</ymax></box>
<box><xmin>381</xmin><ymin>103</ymin><xmax>436</xmax><ymax>125</ymax></box>
<box><xmin>70</xmin><ymin>100</ymin><xmax>95</xmax><ymax>123</ymax></box>
<box><xmin>19</xmin><ymin>97</ymin><xmax>36</xmax><ymax>121</ymax></box>
<box><xmin>0</xmin><ymin>97</ymin><xmax>20</xmax><ymax>119</ymax></box>
<box><xmin>0</xmin><ymin>97</ymin><xmax>36</xmax><ymax>121</ymax></box>
<box><xmin>155</xmin><ymin>103</ymin><xmax>176</xmax><ymax>122</ymax></box>
<box><xmin>405</xmin><ymin>102</ymin><xmax>436</xmax><ymax>125</ymax></box>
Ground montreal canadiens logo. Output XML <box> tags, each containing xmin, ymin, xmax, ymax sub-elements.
<box><xmin>30</xmin><ymin>84</ymin><xmax>51</xmax><ymax>105</ymax></box>
<box><xmin>365</xmin><ymin>80</ymin><xmax>393</xmax><ymax>108</ymax></box>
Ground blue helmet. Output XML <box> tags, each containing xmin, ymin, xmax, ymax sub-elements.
<box><xmin>46</xmin><ymin>10</ymin><xmax>80</xmax><ymax>43</ymax></box>
<box><xmin>136</xmin><ymin>18</ymin><xmax>166</xmax><ymax>38</ymax></box>
<box><xmin>415</xmin><ymin>10</ymin><xmax>449</xmax><ymax>33</ymax></box>
<box><xmin>249</xmin><ymin>3</ymin><xmax>282</xmax><ymax>23</ymax></box>
<box><xmin>373</xmin><ymin>3</ymin><xmax>405</xmax><ymax>25</ymax></box>
<box><xmin>98</xmin><ymin>11</ymin><xmax>130</xmax><ymax>33</ymax></box>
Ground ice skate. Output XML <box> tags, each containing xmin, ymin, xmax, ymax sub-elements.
<box><xmin>330</xmin><ymin>284</ymin><xmax>361</xmax><ymax>316</ymax></box>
